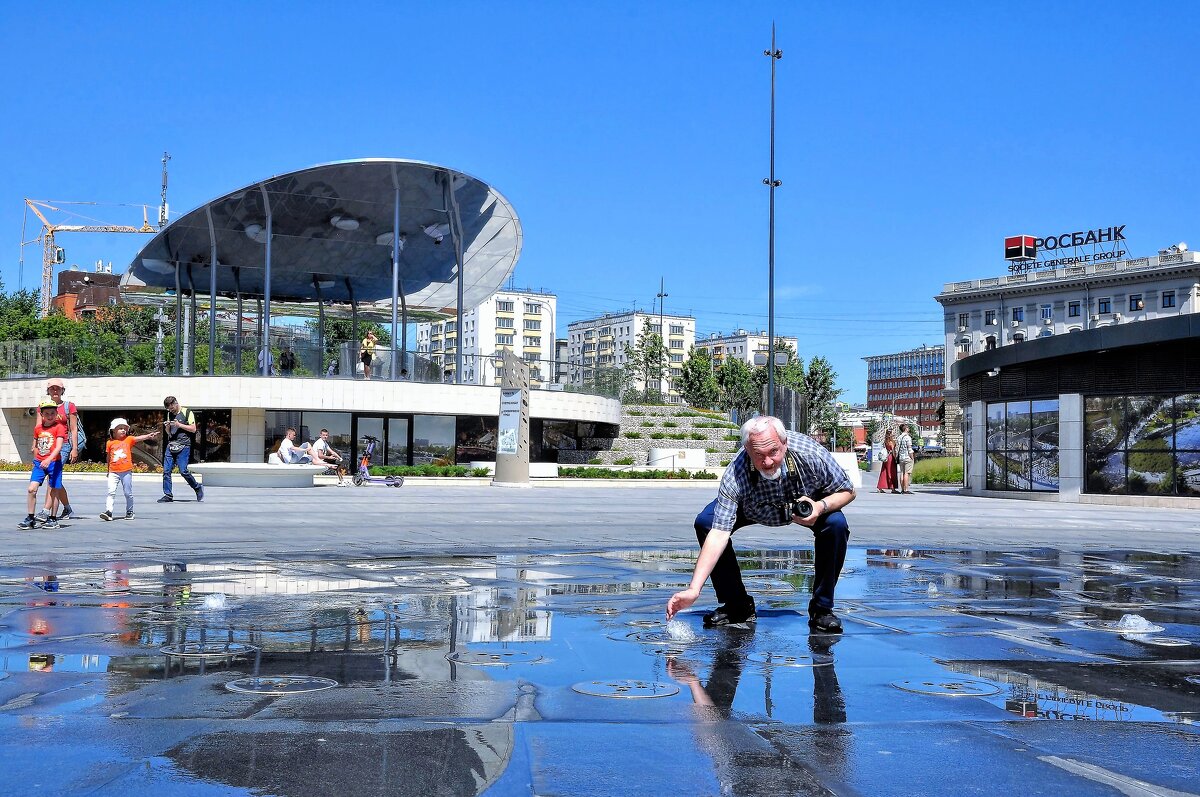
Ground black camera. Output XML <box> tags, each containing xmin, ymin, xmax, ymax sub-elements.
<box><xmin>791</xmin><ymin>498</ymin><xmax>814</xmax><ymax>519</ymax></box>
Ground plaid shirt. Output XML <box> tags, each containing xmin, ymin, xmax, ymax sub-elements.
<box><xmin>712</xmin><ymin>431</ymin><xmax>853</xmax><ymax>533</ymax></box>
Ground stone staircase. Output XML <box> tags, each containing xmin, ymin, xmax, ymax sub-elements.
<box><xmin>576</xmin><ymin>404</ymin><xmax>742</xmax><ymax>468</ymax></box>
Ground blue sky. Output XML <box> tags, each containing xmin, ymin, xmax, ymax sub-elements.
<box><xmin>2</xmin><ymin>1</ymin><xmax>1198</xmax><ymax>403</ymax></box>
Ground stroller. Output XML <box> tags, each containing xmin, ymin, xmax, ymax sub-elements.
<box><xmin>353</xmin><ymin>435</ymin><xmax>404</xmax><ymax>488</ymax></box>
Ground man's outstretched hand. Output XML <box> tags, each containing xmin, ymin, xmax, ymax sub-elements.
<box><xmin>666</xmin><ymin>587</ymin><xmax>700</xmax><ymax>619</ymax></box>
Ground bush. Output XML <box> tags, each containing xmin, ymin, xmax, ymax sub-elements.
<box><xmin>623</xmin><ymin>431</ymin><xmax>642</xmax><ymax>439</ymax></box>
<box><xmin>641</xmin><ymin>421</ymin><xmax>655</xmax><ymax>428</ymax></box>
<box><xmin>723</xmin><ymin>433</ymin><xmax>740</xmax><ymax>441</ymax></box>
<box><xmin>705</xmin><ymin>447</ymin><xmax>717</xmax><ymax>453</ymax></box>
<box><xmin>650</xmin><ymin>432</ymin><xmax>666</xmax><ymax>439</ymax></box>
<box><xmin>689</xmin><ymin>432</ymin><xmax>706</xmax><ymax>440</ymax></box>
<box><xmin>627</xmin><ymin>410</ymin><xmax>644</xmax><ymax>416</ymax></box>
<box><xmin>662</xmin><ymin>421</ymin><xmax>677</xmax><ymax>428</ymax></box>
<box><xmin>371</xmin><ymin>465</ymin><xmax>483</xmax><ymax>477</ymax></box>
<box><xmin>858</xmin><ymin>460</ymin><xmax>870</xmax><ymax>471</ymax></box>
<box><xmin>558</xmin><ymin>467</ymin><xmax>718</xmax><ymax>480</ymax></box>
<box><xmin>588</xmin><ymin>457</ymin><xmax>602</xmax><ymax>465</ymax></box>
<box><xmin>613</xmin><ymin>456</ymin><xmax>636</xmax><ymax>465</ymax></box>
<box><xmin>912</xmin><ymin>457</ymin><xmax>964</xmax><ymax>484</ymax></box>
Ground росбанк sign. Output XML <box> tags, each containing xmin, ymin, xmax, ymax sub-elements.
<box><xmin>1004</xmin><ymin>226</ymin><xmax>1127</xmax><ymax>273</ymax></box>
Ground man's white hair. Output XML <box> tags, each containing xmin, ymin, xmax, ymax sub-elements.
<box><xmin>741</xmin><ymin>415</ymin><xmax>787</xmax><ymax>448</ymax></box>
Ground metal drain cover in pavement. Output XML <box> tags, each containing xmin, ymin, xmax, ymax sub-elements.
<box><xmin>645</xmin><ymin>647</ymin><xmax>686</xmax><ymax>657</ymax></box>
<box><xmin>891</xmin><ymin>679</ymin><xmax>1000</xmax><ymax>697</ymax></box>
<box><xmin>226</xmin><ymin>675</ymin><xmax>338</xmax><ymax>695</ymax></box>
<box><xmin>627</xmin><ymin>619</ymin><xmax>664</xmax><ymax>629</ymax></box>
<box><xmin>1130</xmin><ymin>637</ymin><xmax>1191</xmax><ymax>647</ymax></box>
<box><xmin>160</xmin><ymin>642</ymin><xmax>257</xmax><ymax>659</ymax></box>
<box><xmin>1078</xmin><ymin>619</ymin><xmax>1165</xmax><ymax>634</ymax></box>
<box><xmin>572</xmin><ymin>679</ymin><xmax>680</xmax><ymax>699</ymax></box>
<box><xmin>749</xmin><ymin>651</ymin><xmax>833</xmax><ymax>668</ymax></box>
<box><xmin>446</xmin><ymin>650</ymin><xmax>543</xmax><ymax>666</ymax></box>
<box><xmin>591</xmin><ymin>607</ymin><xmax>621</xmax><ymax>616</ymax></box>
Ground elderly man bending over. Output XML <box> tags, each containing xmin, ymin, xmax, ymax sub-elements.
<box><xmin>667</xmin><ymin>416</ymin><xmax>856</xmax><ymax>634</ymax></box>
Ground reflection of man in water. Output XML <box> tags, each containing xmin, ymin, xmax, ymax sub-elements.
<box><xmin>666</xmin><ymin>635</ymin><xmax>849</xmax><ymax>789</ymax></box>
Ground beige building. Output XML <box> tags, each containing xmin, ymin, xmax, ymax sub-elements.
<box><xmin>416</xmin><ymin>289</ymin><xmax>557</xmax><ymax>386</ymax></box>
<box><xmin>567</xmin><ymin>311</ymin><xmax>695</xmax><ymax>403</ymax></box>
<box><xmin>694</xmin><ymin>329</ymin><xmax>798</xmax><ymax>368</ymax></box>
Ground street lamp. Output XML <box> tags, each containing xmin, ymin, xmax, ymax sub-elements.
<box><xmin>763</xmin><ymin>25</ymin><xmax>783</xmax><ymax>416</ymax></box>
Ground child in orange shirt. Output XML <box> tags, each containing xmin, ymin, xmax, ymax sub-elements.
<box><xmin>19</xmin><ymin>400</ymin><xmax>67</xmax><ymax>530</ymax></box>
<box><xmin>100</xmin><ymin>418</ymin><xmax>159</xmax><ymax>521</ymax></box>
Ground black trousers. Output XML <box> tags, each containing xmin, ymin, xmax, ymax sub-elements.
<box><xmin>694</xmin><ymin>499</ymin><xmax>850</xmax><ymax>617</ymax></box>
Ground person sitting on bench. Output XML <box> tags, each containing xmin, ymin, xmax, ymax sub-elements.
<box><xmin>278</xmin><ymin>428</ymin><xmax>312</xmax><ymax>464</ymax></box>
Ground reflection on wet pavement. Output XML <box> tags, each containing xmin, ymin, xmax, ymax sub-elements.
<box><xmin>1</xmin><ymin>547</ymin><xmax>1198</xmax><ymax>795</ymax></box>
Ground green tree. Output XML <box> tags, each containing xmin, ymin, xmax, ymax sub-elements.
<box><xmin>716</xmin><ymin>356</ymin><xmax>761</xmax><ymax>420</ymax></box>
<box><xmin>679</xmin><ymin>346</ymin><xmax>718</xmax><ymax>409</ymax></box>
<box><xmin>803</xmin><ymin>355</ymin><xmax>843</xmax><ymax>437</ymax></box>
<box><xmin>622</xmin><ymin>320</ymin><xmax>668</xmax><ymax>403</ymax></box>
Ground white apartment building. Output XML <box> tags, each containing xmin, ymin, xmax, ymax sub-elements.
<box><xmin>694</xmin><ymin>329</ymin><xmax>798</xmax><ymax>367</ymax></box>
<box><xmin>567</xmin><ymin>311</ymin><xmax>695</xmax><ymax>403</ymax></box>
<box><xmin>416</xmin><ymin>289</ymin><xmax>557</xmax><ymax>386</ymax></box>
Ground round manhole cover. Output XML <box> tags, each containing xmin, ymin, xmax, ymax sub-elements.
<box><xmin>891</xmin><ymin>679</ymin><xmax>1000</xmax><ymax>697</ymax></box>
<box><xmin>1130</xmin><ymin>636</ymin><xmax>1191</xmax><ymax>647</ymax></box>
<box><xmin>1077</xmin><ymin>619</ymin><xmax>1165</xmax><ymax>634</ymax></box>
<box><xmin>591</xmin><ymin>607</ymin><xmax>621</xmax><ymax>616</ymax></box>
<box><xmin>627</xmin><ymin>619</ymin><xmax>664</xmax><ymax>629</ymax></box>
<box><xmin>571</xmin><ymin>679</ymin><xmax>680</xmax><ymax>699</ymax></box>
<box><xmin>226</xmin><ymin>675</ymin><xmax>338</xmax><ymax>695</ymax></box>
<box><xmin>1053</xmin><ymin>610</ymin><xmax>1098</xmax><ymax>620</ymax></box>
<box><xmin>446</xmin><ymin>650</ymin><xmax>543</xmax><ymax>666</ymax></box>
<box><xmin>160</xmin><ymin>642</ymin><xmax>257</xmax><ymax>659</ymax></box>
<box><xmin>748</xmin><ymin>651</ymin><xmax>833</xmax><ymax>668</ymax></box>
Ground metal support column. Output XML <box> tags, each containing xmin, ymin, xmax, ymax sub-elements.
<box><xmin>206</xmin><ymin>207</ymin><xmax>218</xmax><ymax>375</ymax></box>
<box><xmin>260</xmin><ymin>185</ymin><xmax>273</xmax><ymax>377</ymax></box>
<box><xmin>348</xmin><ymin>278</ymin><xmax>358</xmax><ymax>376</ymax></box>
<box><xmin>314</xmin><ymin>278</ymin><xmax>326</xmax><ymax>376</ymax></box>
<box><xmin>185</xmin><ymin>265</ymin><xmax>197</xmax><ymax>376</ymax></box>
<box><xmin>233</xmin><ymin>267</ymin><xmax>243</xmax><ymax>376</ymax></box>
<box><xmin>173</xmin><ymin>263</ymin><xmax>182</xmax><ymax>374</ymax></box>
<box><xmin>391</xmin><ymin>188</ymin><xmax>400</xmax><ymax>381</ymax></box>
<box><xmin>445</xmin><ymin>173</ymin><xmax>466</xmax><ymax>384</ymax></box>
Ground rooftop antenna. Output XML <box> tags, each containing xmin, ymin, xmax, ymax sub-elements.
<box><xmin>159</xmin><ymin>151</ymin><xmax>171</xmax><ymax>229</ymax></box>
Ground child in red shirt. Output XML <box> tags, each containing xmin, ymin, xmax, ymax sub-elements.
<box><xmin>20</xmin><ymin>401</ymin><xmax>66</xmax><ymax>530</ymax></box>
<box><xmin>100</xmin><ymin>418</ymin><xmax>160</xmax><ymax>521</ymax></box>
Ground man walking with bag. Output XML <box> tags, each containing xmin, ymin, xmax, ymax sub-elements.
<box><xmin>159</xmin><ymin>396</ymin><xmax>204</xmax><ymax>503</ymax></box>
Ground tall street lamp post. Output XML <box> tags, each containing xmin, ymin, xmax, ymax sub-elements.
<box><xmin>763</xmin><ymin>25</ymin><xmax>783</xmax><ymax>416</ymax></box>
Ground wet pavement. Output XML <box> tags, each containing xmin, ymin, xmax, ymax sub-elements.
<box><xmin>2</xmin><ymin>546</ymin><xmax>1199</xmax><ymax>795</ymax></box>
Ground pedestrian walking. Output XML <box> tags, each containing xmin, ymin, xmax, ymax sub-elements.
<box><xmin>159</xmin><ymin>396</ymin><xmax>204</xmax><ymax>503</ymax></box>
<box><xmin>100</xmin><ymin>418</ymin><xmax>159</xmax><ymax>521</ymax></box>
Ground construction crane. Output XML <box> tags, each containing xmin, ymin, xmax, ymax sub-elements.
<box><xmin>22</xmin><ymin>199</ymin><xmax>156</xmax><ymax>317</ymax></box>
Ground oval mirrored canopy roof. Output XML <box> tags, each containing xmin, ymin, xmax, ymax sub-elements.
<box><xmin>123</xmin><ymin>159</ymin><xmax>522</xmax><ymax>312</ymax></box>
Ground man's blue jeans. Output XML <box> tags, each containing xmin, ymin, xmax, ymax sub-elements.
<box><xmin>163</xmin><ymin>445</ymin><xmax>200</xmax><ymax>497</ymax></box>
<box><xmin>694</xmin><ymin>499</ymin><xmax>850</xmax><ymax>617</ymax></box>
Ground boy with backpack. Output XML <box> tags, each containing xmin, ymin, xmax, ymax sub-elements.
<box><xmin>44</xmin><ymin>378</ymin><xmax>84</xmax><ymax>521</ymax></box>
<box><xmin>100</xmin><ymin>418</ymin><xmax>160</xmax><ymax>521</ymax></box>
<box><xmin>19</xmin><ymin>400</ymin><xmax>67</xmax><ymax>530</ymax></box>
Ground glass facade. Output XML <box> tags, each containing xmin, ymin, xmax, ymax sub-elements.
<box><xmin>985</xmin><ymin>399</ymin><xmax>1059</xmax><ymax>491</ymax></box>
<box><xmin>1085</xmin><ymin>394</ymin><xmax>1200</xmax><ymax>496</ymax></box>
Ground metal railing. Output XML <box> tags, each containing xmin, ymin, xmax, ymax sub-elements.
<box><xmin>0</xmin><ymin>335</ymin><xmax>626</xmax><ymax>399</ymax></box>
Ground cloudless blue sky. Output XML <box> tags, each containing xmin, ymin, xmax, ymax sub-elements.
<box><xmin>2</xmin><ymin>1</ymin><xmax>1197</xmax><ymax>402</ymax></box>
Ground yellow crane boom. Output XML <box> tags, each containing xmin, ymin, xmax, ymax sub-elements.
<box><xmin>24</xmin><ymin>199</ymin><xmax>156</xmax><ymax>317</ymax></box>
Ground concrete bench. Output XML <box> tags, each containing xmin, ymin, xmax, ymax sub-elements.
<box><xmin>188</xmin><ymin>462</ymin><xmax>327</xmax><ymax>488</ymax></box>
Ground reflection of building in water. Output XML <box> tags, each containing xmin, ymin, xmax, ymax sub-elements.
<box><xmin>943</xmin><ymin>661</ymin><xmax>1177</xmax><ymax>723</ymax></box>
<box><xmin>455</xmin><ymin>586</ymin><xmax>551</xmax><ymax>643</ymax></box>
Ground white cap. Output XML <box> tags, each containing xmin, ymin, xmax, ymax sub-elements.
<box><xmin>110</xmin><ymin>417</ymin><xmax>129</xmax><ymax>431</ymax></box>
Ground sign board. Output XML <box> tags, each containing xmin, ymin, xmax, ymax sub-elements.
<box><xmin>497</xmin><ymin>389</ymin><xmax>522</xmax><ymax>455</ymax></box>
<box><xmin>494</xmin><ymin>351</ymin><xmax>531</xmax><ymax>486</ymax></box>
<box><xmin>1004</xmin><ymin>225</ymin><xmax>1127</xmax><ymax>274</ymax></box>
